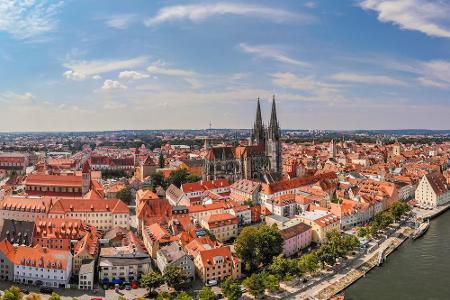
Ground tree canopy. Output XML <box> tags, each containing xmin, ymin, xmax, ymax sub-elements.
<box><xmin>116</xmin><ymin>186</ymin><xmax>133</xmax><ymax>204</ymax></box>
<box><xmin>140</xmin><ymin>271</ymin><xmax>164</xmax><ymax>292</ymax></box>
<box><xmin>234</xmin><ymin>224</ymin><xmax>283</xmax><ymax>273</ymax></box>
<box><xmin>220</xmin><ymin>277</ymin><xmax>242</xmax><ymax>300</ymax></box>
<box><xmin>164</xmin><ymin>265</ymin><xmax>191</xmax><ymax>291</ymax></box>
<box><xmin>198</xmin><ymin>287</ymin><xmax>216</xmax><ymax>300</ymax></box>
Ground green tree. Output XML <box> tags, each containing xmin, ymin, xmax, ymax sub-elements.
<box><xmin>358</xmin><ymin>226</ymin><xmax>368</xmax><ymax>238</ymax></box>
<box><xmin>156</xmin><ymin>292</ymin><xmax>172</xmax><ymax>300</ymax></box>
<box><xmin>243</xmin><ymin>273</ymin><xmax>266</xmax><ymax>299</ymax></box>
<box><xmin>198</xmin><ymin>287</ymin><xmax>216</xmax><ymax>300</ymax></box>
<box><xmin>24</xmin><ymin>294</ymin><xmax>41</xmax><ymax>300</ymax></box>
<box><xmin>116</xmin><ymin>186</ymin><xmax>133</xmax><ymax>204</ymax></box>
<box><xmin>268</xmin><ymin>255</ymin><xmax>301</xmax><ymax>279</ymax></box>
<box><xmin>220</xmin><ymin>276</ymin><xmax>242</xmax><ymax>300</ymax></box>
<box><xmin>298</xmin><ymin>252</ymin><xmax>320</xmax><ymax>274</ymax></box>
<box><xmin>262</xmin><ymin>272</ymin><xmax>280</xmax><ymax>292</ymax></box>
<box><xmin>140</xmin><ymin>271</ymin><xmax>164</xmax><ymax>293</ymax></box>
<box><xmin>175</xmin><ymin>292</ymin><xmax>192</xmax><ymax>300</ymax></box>
<box><xmin>164</xmin><ymin>265</ymin><xmax>191</xmax><ymax>291</ymax></box>
<box><xmin>1</xmin><ymin>286</ymin><xmax>22</xmax><ymax>300</ymax></box>
<box><xmin>159</xmin><ymin>152</ymin><xmax>165</xmax><ymax>168</ymax></box>
<box><xmin>234</xmin><ymin>224</ymin><xmax>283</xmax><ymax>273</ymax></box>
<box><xmin>48</xmin><ymin>293</ymin><xmax>61</xmax><ymax>300</ymax></box>
<box><xmin>186</xmin><ymin>173</ymin><xmax>201</xmax><ymax>183</ymax></box>
<box><xmin>168</xmin><ymin>169</ymin><xmax>190</xmax><ymax>187</ymax></box>
<box><xmin>151</xmin><ymin>172</ymin><xmax>167</xmax><ymax>190</ymax></box>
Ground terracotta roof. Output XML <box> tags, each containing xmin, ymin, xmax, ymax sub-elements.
<box><xmin>189</xmin><ymin>201</ymin><xmax>226</xmax><ymax>214</ymax></box>
<box><xmin>202</xmin><ymin>213</ymin><xmax>238</xmax><ymax>228</ymax></box>
<box><xmin>280</xmin><ymin>222</ymin><xmax>311</xmax><ymax>240</ymax></box>
<box><xmin>24</xmin><ymin>174</ymin><xmax>82</xmax><ymax>187</ymax></box>
<box><xmin>14</xmin><ymin>245</ymin><xmax>71</xmax><ymax>270</ymax></box>
<box><xmin>425</xmin><ymin>171</ymin><xmax>449</xmax><ymax>196</ymax></box>
<box><xmin>49</xmin><ymin>198</ymin><xmax>129</xmax><ymax>214</ymax></box>
<box><xmin>33</xmin><ymin>217</ymin><xmax>89</xmax><ymax>240</ymax></box>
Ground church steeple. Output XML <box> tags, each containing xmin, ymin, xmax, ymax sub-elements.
<box><xmin>251</xmin><ymin>97</ymin><xmax>266</xmax><ymax>147</ymax></box>
<box><xmin>256</xmin><ymin>97</ymin><xmax>262</xmax><ymax>125</ymax></box>
<box><xmin>266</xmin><ymin>95</ymin><xmax>282</xmax><ymax>175</ymax></box>
<box><xmin>268</xmin><ymin>95</ymin><xmax>280</xmax><ymax>139</ymax></box>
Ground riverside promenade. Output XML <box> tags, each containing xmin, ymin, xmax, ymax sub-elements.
<box><xmin>283</xmin><ymin>226</ymin><xmax>413</xmax><ymax>300</ymax></box>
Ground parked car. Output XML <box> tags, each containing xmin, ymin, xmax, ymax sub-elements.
<box><xmin>205</xmin><ymin>280</ymin><xmax>218</xmax><ymax>287</ymax></box>
<box><xmin>125</xmin><ymin>285</ymin><xmax>131</xmax><ymax>290</ymax></box>
<box><xmin>20</xmin><ymin>289</ymin><xmax>29</xmax><ymax>295</ymax></box>
<box><xmin>39</xmin><ymin>287</ymin><xmax>53</xmax><ymax>294</ymax></box>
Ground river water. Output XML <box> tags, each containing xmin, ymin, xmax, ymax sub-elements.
<box><xmin>345</xmin><ymin>211</ymin><xmax>450</xmax><ymax>300</ymax></box>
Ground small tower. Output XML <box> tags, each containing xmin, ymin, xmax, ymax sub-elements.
<box><xmin>329</xmin><ymin>139</ymin><xmax>337</xmax><ymax>158</ymax></box>
<box><xmin>82</xmin><ymin>161</ymin><xmax>91</xmax><ymax>196</ymax></box>
<box><xmin>392</xmin><ymin>142</ymin><xmax>402</xmax><ymax>156</ymax></box>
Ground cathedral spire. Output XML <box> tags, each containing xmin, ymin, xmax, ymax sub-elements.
<box><xmin>252</xmin><ymin>97</ymin><xmax>265</xmax><ymax>147</ymax></box>
<box><xmin>255</xmin><ymin>97</ymin><xmax>262</xmax><ymax>125</ymax></box>
<box><xmin>269</xmin><ymin>95</ymin><xmax>278</xmax><ymax>128</ymax></box>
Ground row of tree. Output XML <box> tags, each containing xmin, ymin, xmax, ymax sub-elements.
<box><xmin>1</xmin><ymin>286</ymin><xmax>62</xmax><ymax>300</ymax></box>
<box><xmin>140</xmin><ymin>265</ymin><xmax>191</xmax><ymax>296</ymax></box>
<box><xmin>150</xmin><ymin>169</ymin><xmax>202</xmax><ymax>190</ymax></box>
<box><xmin>358</xmin><ymin>201</ymin><xmax>411</xmax><ymax>238</ymax></box>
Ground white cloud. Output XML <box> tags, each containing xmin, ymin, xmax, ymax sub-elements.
<box><xmin>144</xmin><ymin>2</ymin><xmax>313</xmax><ymax>26</ymax></box>
<box><xmin>63</xmin><ymin>70</ymin><xmax>87</xmax><ymax>81</ymax></box>
<box><xmin>271</xmin><ymin>72</ymin><xmax>341</xmax><ymax>102</ymax></box>
<box><xmin>238</xmin><ymin>43</ymin><xmax>309</xmax><ymax>67</ymax></box>
<box><xmin>63</xmin><ymin>56</ymin><xmax>148</xmax><ymax>80</ymax></box>
<box><xmin>416</xmin><ymin>60</ymin><xmax>450</xmax><ymax>89</ymax></box>
<box><xmin>0</xmin><ymin>91</ymin><xmax>35</xmax><ymax>103</ymax></box>
<box><xmin>359</xmin><ymin>0</ymin><xmax>450</xmax><ymax>38</ymax></box>
<box><xmin>304</xmin><ymin>2</ymin><xmax>317</xmax><ymax>9</ymax></box>
<box><xmin>104</xmin><ymin>101</ymin><xmax>127</xmax><ymax>110</ymax></box>
<box><xmin>147</xmin><ymin>62</ymin><xmax>202</xmax><ymax>88</ymax></box>
<box><xmin>331</xmin><ymin>72</ymin><xmax>407</xmax><ymax>86</ymax></box>
<box><xmin>0</xmin><ymin>0</ymin><xmax>64</xmax><ymax>40</ymax></box>
<box><xmin>119</xmin><ymin>70</ymin><xmax>150</xmax><ymax>80</ymax></box>
<box><xmin>102</xmin><ymin>80</ymin><xmax>127</xmax><ymax>91</ymax></box>
<box><xmin>102</xmin><ymin>14</ymin><xmax>137</xmax><ymax>29</ymax></box>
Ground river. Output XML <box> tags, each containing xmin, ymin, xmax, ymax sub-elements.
<box><xmin>345</xmin><ymin>211</ymin><xmax>450</xmax><ymax>300</ymax></box>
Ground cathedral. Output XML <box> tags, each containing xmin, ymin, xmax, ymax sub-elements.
<box><xmin>203</xmin><ymin>96</ymin><xmax>282</xmax><ymax>182</ymax></box>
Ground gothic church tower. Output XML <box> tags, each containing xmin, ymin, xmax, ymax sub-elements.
<box><xmin>266</xmin><ymin>95</ymin><xmax>282</xmax><ymax>174</ymax></box>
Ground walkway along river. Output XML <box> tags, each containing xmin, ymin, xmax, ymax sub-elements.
<box><xmin>345</xmin><ymin>209</ymin><xmax>450</xmax><ymax>300</ymax></box>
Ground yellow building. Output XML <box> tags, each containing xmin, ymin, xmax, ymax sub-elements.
<box><xmin>296</xmin><ymin>210</ymin><xmax>340</xmax><ymax>243</ymax></box>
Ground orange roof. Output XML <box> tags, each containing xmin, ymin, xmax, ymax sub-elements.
<box><xmin>262</xmin><ymin>172</ymin><xmax>337</xmax><ymax>194</ymax></box>
<box><xmin>33</xmin><ymin>217</ymin><xmax>89</xmax><ymax>240</ymax></box>
<box><xmin>1</xmin><ymin>196</ymin><xmax>53</xmax><ymax>213</ymax></box>
<box><xmin>189</xmin><ymin>201</ymin><xmax>226</xmax><ymax>213</ymax></box>
<box><xmin>49</xmin><ymin>198</ymin><xmax>129</xmax><ymax>214</ymax></box>
<box><xmin>202</xmin><ymin>213</ymin><xmax>238</xmax><ymax>228</ymax></box>
<box><xmin>24</xmin><ymin>174</ymin><xmax>82</xmax><ymax>187</ymax></box>
<box><xmin>198</xmin><ymin>246</ymin><xmax>236</xmax><ymax>267</ymax></box>
<box><xmin>14</xmin><ymin>245</ymin><xmax>71</xmax><ymax>270</ymax></box>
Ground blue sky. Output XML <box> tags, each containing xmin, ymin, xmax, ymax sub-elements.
<box><xmin>0</xmin><ymin>0</ymin><xmax>450</xmax><ymax>131</ymax></box>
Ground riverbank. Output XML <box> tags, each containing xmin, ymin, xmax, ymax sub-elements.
<box><xmin>313</xmin><ymin>227</ymin><xmax>412</xmax><ymax>300</ymax></box>
<box><xmin>413</xmin><ymin>203</ymin><xmax>450</xmax><ymax>220</ymax></box>
<box><xmin>306</xmin><ymin>204</ymin><xmax>450</xmax><ymax>300</ymax></box>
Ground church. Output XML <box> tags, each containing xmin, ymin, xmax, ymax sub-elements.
<box><xmin>203</xmin><ymin>96</ymin><xmax>282</xmax><ymax>182</ymax></box>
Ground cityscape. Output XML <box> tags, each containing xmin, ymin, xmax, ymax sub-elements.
<box><xmin>1</xmin><ymin>1</ymin><xmax>450</xmax><ymax>300</ymax></box>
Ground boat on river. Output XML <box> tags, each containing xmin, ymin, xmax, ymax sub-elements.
<box><xmin>411</xmin><ymin>221</ymin><xmax>430</xmax><ymax>240</ymax></box>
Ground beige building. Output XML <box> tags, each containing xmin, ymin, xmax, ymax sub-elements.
<box><xmin>47</xmin><ymin>198</ymin><xmax>130</xmax><ymax>231</ymax></box>
<box><xmin>415</xmin><ymin>172</ymin><xmax>450</xmax><ymax>208</ymax></box>
<box><xmin>0</xmin><ymin>196</ymin><xmax>52</xmax><ymax>227</ymax></box>
<box><xmin>296</xmin><ymin>210</ymin><xmax>340</xmax><ymax>243</ymax></box>
<box><xmin>200</xmin><ymin>213</ymin><xmax>238</xmax><ymax>243</ymax></box>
